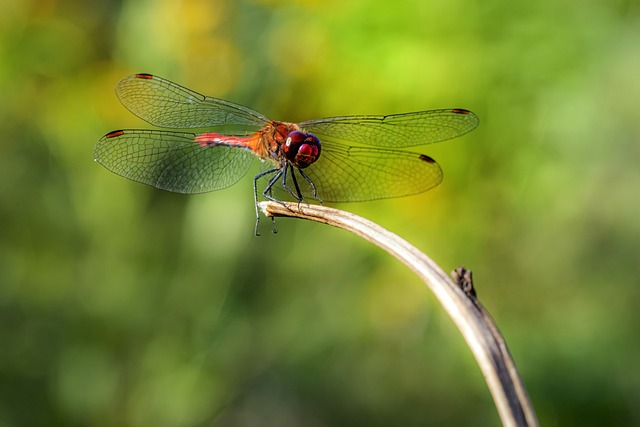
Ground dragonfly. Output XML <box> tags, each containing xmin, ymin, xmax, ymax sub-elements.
<box><xmin>95</xmin><ymin>73</ymin><xmax>479</xmax><ymax>234</ymax></box>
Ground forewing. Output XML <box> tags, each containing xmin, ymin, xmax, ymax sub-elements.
<box><xmin>285</xmin><ymin>140</ymin><xmax>443</xmax><ymax>202</ymax></box>
<box><xmin>115</xmin><ymin>74</ymin><xmax>269</xmax><ymax>129</ymax></box>
<box><xmin>301</xmin><ymin>109</ymin><xmax>478</xmax><ymax>148</ymax></box>
<box><xmin>94</xmin><ymin>130</ymin><xmax>255</xmax><ymax>194</ymax></box>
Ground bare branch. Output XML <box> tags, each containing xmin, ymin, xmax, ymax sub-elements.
<box><xmin>259</xmin><ymin>201</ymin><xmax>539</xmax><ymax>427</ymax></box>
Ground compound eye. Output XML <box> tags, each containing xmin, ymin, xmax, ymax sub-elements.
<box><xmin>284</xmin><ymin>131</ymin><xmax>321</xmax><ymax>168</ymax></box>
<box><xmin>286</xmin><ymin>131</ymin><xmax>307</xmax><ymax>146</ymax></box>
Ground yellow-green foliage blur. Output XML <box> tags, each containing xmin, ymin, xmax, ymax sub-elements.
<box><xmin>1</xmin><ymin>0</ymin><xmax>639</xmax><ymax>426</ymax></box>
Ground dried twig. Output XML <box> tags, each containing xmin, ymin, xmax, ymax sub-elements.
<box><xmin>259</xmin><ymin>201</ymin><xmax>539</xmax><ymax>427</ymax></box>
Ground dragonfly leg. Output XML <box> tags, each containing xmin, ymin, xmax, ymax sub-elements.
<box><xmin>262</xmin><ymin>168</ymin><xmax>289</xmax><ymax>234</ymax></box>
<box><xmin>278</xmin><ymin>163</ymin><xmax>304</xmax><ymax>203</ymax></box>
<box><xmin>285</xmin><ymin>164</ymin><xmax>305</xmax><ymax>204</ymax></box>
<box><xmin>262</xmin><ymin>167</ymin><xmax>295</xmax><ymax>208</ymax></box>
<box><xmin>253</xmin><ymin>164</ymin><xmax>312</xmax><ymax>234</ymax></box>
<box><xmin>262</xmin><ymin>168</ymin><xmax>284</xmax><ymax>202</ymax></box>
<box><xmin>298</xmin><ymin>168</ymin><xmax>323</xmax><ymax>204</ymax></box>
<box><xmin>253</xmin><ymin>167</ymin><xmax>280</xmax><ymax>236</ymax></box>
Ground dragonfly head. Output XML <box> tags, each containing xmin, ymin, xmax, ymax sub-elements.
<box><xmin>283</xmin><ymin>131</ymin><xmax>321</xmax><ymax>169</ymax></box>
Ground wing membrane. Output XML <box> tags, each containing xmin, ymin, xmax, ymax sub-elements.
<box><xmin>282</xmin><ymin>140</ymin><xmax>443</xmax><ymax>202</ymax></box>
<box><xmin>115</xmin><ymin>74</ymin><xmax>269</xmax><ymax>129</ymax></box>
<box><xmin>301</xmin><ymin>109</ymin><xmax>478</xmax><ymax>148</ymax></box>
<box><xmin>94</xmin><ymin>130</ymin><xmax>255</xmax><ymax>194</ymax></box>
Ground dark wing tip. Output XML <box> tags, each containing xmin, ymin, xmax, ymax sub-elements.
<box><xmin>452</xmin><ymin>108</ymin><xmax>480</xmax><ymax>131</ymax></box>
<box><xmin>419</xmin><ymin>154</ymin><xmax>436</xmax><ymax>164</ymax></box>
<box><xmin>103</xmin><ymin>129</ymin><xmax>125</xmax><ymax>139</ymax></box>
<box><xmin>134</xmin><ymin>73</ymin><xmax>154</xmax><ymax>79</ymax></box>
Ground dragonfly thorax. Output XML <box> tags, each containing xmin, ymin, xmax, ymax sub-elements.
<box><xmin>283</xmin><ymin>130</ymin><xmax>321</xmax><ymax>169</ymax></box>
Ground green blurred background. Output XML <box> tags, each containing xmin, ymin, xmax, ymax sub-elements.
<box><xmin>1</xmin><ymin>0</ymin><xmax>639</xmax><ymax>425</ymax></box>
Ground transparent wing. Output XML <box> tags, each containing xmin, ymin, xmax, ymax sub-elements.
<box><xmin>283</xmin><ymin>140</ymin><xmax>443</xmax><ymax>202</ymax></box>
<box><xmin>115</xmin><ymin>74</ymin><xmax>270</xmax><ymax>129</ymax></box>
<box><xmin>94</xmin><ymin>130</ymin><xmax>255</xmax><ymax>194</ymax></box>
<box><xmin>300</xmin><ymin>109</ymin><xmax>478</xmax><ymax>148</ymax></box>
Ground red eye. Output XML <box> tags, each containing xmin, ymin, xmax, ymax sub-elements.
<box><xmin>284</xmin><ymin>131</ymin><xmax>321</xmax><ymax>168</ymax></box>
